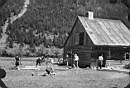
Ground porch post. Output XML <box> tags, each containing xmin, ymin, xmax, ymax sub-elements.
<box><xmin>84</xmin><ymin>32</ymin><xmax>86</xmax><ymax>45</ymax></box>
<box><xmin>127</xmin><ymin>47</ymin><xmax>130</xmax><ymax>61</ymax></box>
<box><xmin>108</xmin><ymin>48</ymin><xmax>111</xmax><ymax>59</ymax></box>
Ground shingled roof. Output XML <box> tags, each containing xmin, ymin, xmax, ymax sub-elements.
<box><xmin>78</xmin><ymin>16</ymin><xmax>130</xmax><ymax>46</ymax></box>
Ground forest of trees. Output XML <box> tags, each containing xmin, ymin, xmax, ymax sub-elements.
<box><xmin>0</xmin><ymin>0</ymin><xmax>130</xmax><ymax>57</ymax></box>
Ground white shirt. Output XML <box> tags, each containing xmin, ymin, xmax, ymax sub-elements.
<box><xmin>74</xmin><ymin>54</ymin><xmax>79</xmax><ymax>61</ymax></box>
<box><xmin>99</xmin><ymin>56</ymin><xmax>103</xmax><ymax>61</ymax></box>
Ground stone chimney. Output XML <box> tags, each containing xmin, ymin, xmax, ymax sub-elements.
<box><xmin>88</xmin><ymin>11</ymin><xmax>94</xmax><ymax>20</ymax></box>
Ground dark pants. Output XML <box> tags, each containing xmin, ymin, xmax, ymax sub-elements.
<box><xmin>73</xmin><ymin>61</ymin><xmax>78</xmax><ymax>68</ymax></box>
<box><xmin>15</xmin><ymin>61</ymin><xmax>19</xmax><ymax>67</ymax></box>
<box><xmin>46</xmin><ymin>67</ymin><xmax>53</xmax><ymax>74</ymax></box>
<box><xmin>36</xmin><ymin>59</ymin><xmax>41</xmax><ymax>66</ymax></box>
<box><xmin>97</xmin><ymin>61</ymin><xmax>103</xmax><ymax>69</ymax></box>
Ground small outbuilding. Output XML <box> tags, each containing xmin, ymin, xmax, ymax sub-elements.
<box><xmin>64</xmin><ymin>12</ymin><xmax>130</xmax><ymax>67</ymax></box>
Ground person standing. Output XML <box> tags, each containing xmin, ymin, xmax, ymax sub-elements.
<box><xmin>15</xmin><ymin>55</ymin><xmax>20</xmax><ymax>69</ymax></box>
<box><xmin>36</xmin><ymin>57</ymin><xmax>41</xmax><ymax>67</ymax></box>
<box><xmin>73</xmin><ymin>54</ymin><xmax>79</xmax><ymax>68</ymax></box>
<box><xmin>97</xmin><ymin>54</ymin><xmax>104</xmax><ymax>70</ymax></box>
<box><xmin>41</xmin><ymin>56</ymin><xmax>45</xmax><ymax>62</ymax></box>
<box><xmin>66</xmin><ymin>54</ymin><xmax>69</xmax><ymax>67</ymax></box>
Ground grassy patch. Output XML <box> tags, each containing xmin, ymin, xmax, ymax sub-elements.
<box><xmin>0</xmin><ymin>57</ymin><xmax>129</xmax><ymax>88</ymax></box>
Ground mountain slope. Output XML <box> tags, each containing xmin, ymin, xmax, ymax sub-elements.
<box><xmin>0</xmin><ymin>0</ymin><xmax>30</xmax><ymax>49</ymax></box>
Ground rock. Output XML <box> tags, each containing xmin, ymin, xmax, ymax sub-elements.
<box><xmin>0</xmin><ymin>68</ymin><xmax>6</xmax><ymax>79</ymax></box>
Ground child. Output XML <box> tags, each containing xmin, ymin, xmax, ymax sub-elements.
<box><xmin>45</xmin><ymin>58</ymin><xmax>55</xmax><ymax>75</ymax></box>
<box><xmin>15</xmin><ymin>55</ymin><xmax>20</xmax><ymax>69</ymax></box>
<box><xmin>45</xmin><ymin>63</ymin><xmax>55</xmax><ymax>76</ymax></box>
<box><xmin>32</xmin><ymin>58</ymin><xmax>55</xmax><ymax>77</ymax></box>
<box><xmin>36</xmin><ymin>57</ymin><xmax>41</xmax><ymax>67</ymax></box>
<box><xmin>97</xmin><ymin>54</ymin><xmax>103</xmax><ymax>70</ymax></box>
<box><xmin>73</xmin><ymin>54</ymin><xmax>79</xmax><ymax>68</ymax></box>
<box><xmin>66</xmin><ymin>54</ymin><xmax>69</xmax><ymax>69</ymax></box>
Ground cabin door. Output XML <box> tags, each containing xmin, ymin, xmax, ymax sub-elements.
<box><xmin>125</xmin><ymin>52</ymin><xmax>129</xmax><ymax>60</ymax></box>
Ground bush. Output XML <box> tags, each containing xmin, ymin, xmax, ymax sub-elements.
<box><xmin>0</xmin><ymin>49</ymin><xmax>9</xmax><ymax>57</ymax></box>
<box><xmin>5</xmin><ymin>43</ymin><xmax>31</xmax><ymax>57</ymax></box>
<box><xmin>109</xmin><ymin>0</ymin><xmax>117</xmax><ymax>4</ymax></box>
<box><xmin>124</xmin><ymin>63</ymin><xmax>130</xmax><ymax>69</ymax></box>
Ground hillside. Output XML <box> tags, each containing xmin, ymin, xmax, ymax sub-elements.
<box><xmin>0</xmin><ymin>0</ymin><xmax>129</xmax><ymax>56</ymax></box>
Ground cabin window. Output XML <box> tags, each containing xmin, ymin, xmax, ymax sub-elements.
<box><xmin>75</xmin><ymin>33</ymin><xmax>79</xmax><ymax>45</ymax></box>
<box><xmin>79</xmin><ymin>32</ymin><xmax>84</xmax><ymax>45</ymax></box>
<box><xmin>109</xmin><ymin>0</ymin><xmax>117</xmax><ymax>4</ymax></box>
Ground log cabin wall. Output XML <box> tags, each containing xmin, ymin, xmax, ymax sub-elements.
<box><xmin>91</xmin><ymin>46</ymin><xmax>130</xmax><ymax>67</ymax></box>
<box><xmin>64</xmin><ymin>19</ymin><xmax>94</xmax><ymax>67</ymax></box>
<box><xmin>64</xmin><ymin>16</ymin><xmax>130</xmax><ymax>67</ymax></box>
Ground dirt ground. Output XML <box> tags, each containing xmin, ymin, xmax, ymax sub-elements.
<box><xmin>0</xmin><ymin>57</ymin><xmax>130</xmax><ymax>88</ymax></box>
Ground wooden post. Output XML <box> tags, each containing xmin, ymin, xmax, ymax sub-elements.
<box><xmin>70</xmin><ymin>49</ymin><xmax>73</xmax><ymax>67</ymax></box>
<box><xmin>66</xmin><ymin>54</ymin><xmax>69</xmax><ymax>67</ymax></box>
<box><xmin>129</xmin><ymin>48</ymin><xmax>130</xmax><ymax>61</ymax></box>
<box><xmin>108</xmin><ymin>48</ymin><xmax>111</xmax><ymax>59</ymax></box>
<box><xmin>84</xmin><ymin>32</ymin><xmax>86</xmax><ymax>45</ymax></box>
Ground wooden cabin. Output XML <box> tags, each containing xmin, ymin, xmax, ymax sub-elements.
<box><xmin>64</xmin><ymin>13</ymin><xmax>130</xmax><ymax>67</ymax></box>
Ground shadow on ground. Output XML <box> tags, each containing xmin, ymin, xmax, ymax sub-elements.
<box><xmin>0</xmin><ymin>79</ymin><xmax>8</xmax><ymax>88</ymax></box>
<box><xmin>55</xmin><ymin>69</ymin><xmax>67</xmax><ymax>71</ymax></box>
<box><xmin>0</xmin><ymin>68</ymin><xmax>8</xmax><ymax>88</ymax></box>
<box><xmin>97</xmin><ymin>69</ymin><xmax>129</xmax><ymax>75</ymax></box>
<box><xmin>124</xmin><ymin>83</ymin><xmax>130</xmax><ymax>88</ymax></box>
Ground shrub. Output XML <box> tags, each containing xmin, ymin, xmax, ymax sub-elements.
<box><xmin>5</xmin><ymin>43</ymin><xmax>31</xmax><ymax>57</ymax></box>
<box><xmin>109</xmin><ymin>0</ymin><xmax>117</xmax><ymax>4</ymax></box>
<box><xmin>0</xmin><ymin>49</ymin><xmax>9</xmax><ymax>56</ymax></box>
<box><xmin>124</xmin><ymin>63</ymin><xmax>130</xmax><ymax>69</ymax></box>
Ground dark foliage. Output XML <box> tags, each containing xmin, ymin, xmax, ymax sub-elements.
<box><xmin>121</xmin><ymin>0</ymin><xmax>130</xmax><ymax>8</ymax></box>
<box><xmin>0</xmin><ymin>0</ymin><xmax>7</xmax><ymax>7</ymax></box>
<box><xmin>128</xmin><ymin>13</ymin><xmax>130</xmax><ymax>21</ymax></box>
<box><xmin>0</xmin><ymin>0</ymin><xmax>129</xmax><ymax>49</ymax></box>
<box><xmin>124</xmin><ymin>63</ymin><xmax>130</xmax><ymax>69</ymax></box>
<box><xmin>109</xmin><ymin>0</ymin><xmax>117</xmax><ymax>4</ymax></box>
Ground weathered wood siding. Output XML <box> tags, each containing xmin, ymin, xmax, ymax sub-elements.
<box><xmin>65</xmin><ymin>18</ymin><xmax>94</xmax><ymax>48</ymax></box>
<box><xmin>64</xmin><ymin>16</ymin><xmax>130</xmax><ymax>67</ymax></box>
<box><xmin>64</xmin><ymin>18</ymin><xmax>94</xmax><ymax>67</ymax></box>
<box><xmin>65</xmin><ymin>19</ymin><xmax>85</xmax><ymax>47</ymax></box>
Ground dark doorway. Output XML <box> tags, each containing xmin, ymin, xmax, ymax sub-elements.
<box><xmin>125</xmin><ymin>52</ymin><xmax>129</xmax><ymax>60</ymax></box>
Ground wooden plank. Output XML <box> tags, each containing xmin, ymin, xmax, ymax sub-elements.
<box><xmin>86</xmin><ymin>19</ymin><xmax>106</xmax><ymax>45</ymax></box>
<box><xmin>118</xmin><ymin>23</ymin><xmax>130</xmax><ymax>45</ymax></box>
<box><xmin>98</xmin><ymin>20</ymin><xmax>115</xmax><ymax>45</ymax></box>
<box><xmin>108</xmin><ymin>21</ymin><xmax>125</xmax><ymax>45</ymax></box>
<box><xmin>80</xmin><ymin>17</ymin><xmax>99</xmax><ymax>45</ymax></box>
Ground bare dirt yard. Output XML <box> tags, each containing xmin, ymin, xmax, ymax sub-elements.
<box><xmin>0</xmin><ymin>57</ymin><xmax>130</xmax><ymax>88</ymax></box>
